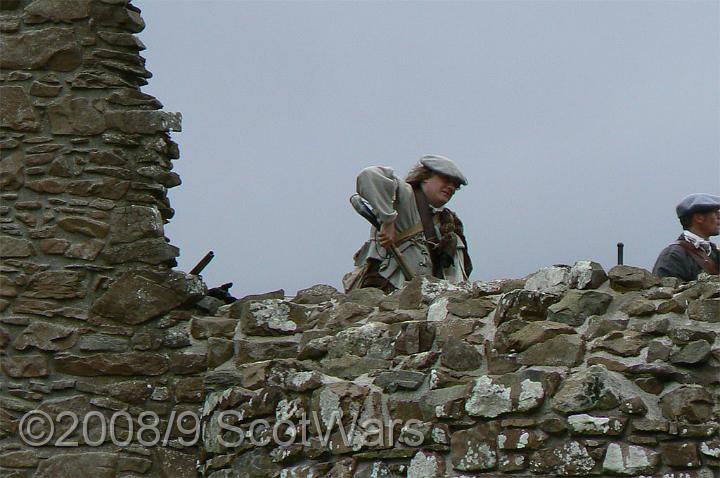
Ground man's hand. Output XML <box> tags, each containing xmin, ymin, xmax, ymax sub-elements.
<box><xmin>378</xmin><ymin>221</ymin><xmax>397</xmax><ymax>248</ymax></box>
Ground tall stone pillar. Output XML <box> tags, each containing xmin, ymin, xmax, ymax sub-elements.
<box><xmin>1</xmin><ymin>1</ymin><xmax>206</xmax><ymax>476</ymax></box>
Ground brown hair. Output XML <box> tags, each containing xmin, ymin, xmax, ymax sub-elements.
<box><xmin>404</xmin><ymin>164</ymin><xmax>434</xmax><ymax>187</ymax></box>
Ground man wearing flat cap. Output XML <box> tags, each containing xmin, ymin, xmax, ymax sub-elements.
<box><xmin>344</xmin><ymin>154</ymin><xmax>472</xmax><ymax>293</ymax></box>
<box><xmin>653</xmin><ymin>193</ymin><xmax>720</xmax><ymax>281</ymax></box>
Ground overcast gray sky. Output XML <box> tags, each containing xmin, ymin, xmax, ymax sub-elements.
<box><xmin>137</xmin><ymin>0</ymin><xmax>720</xmax><ymax>297</ymax></box>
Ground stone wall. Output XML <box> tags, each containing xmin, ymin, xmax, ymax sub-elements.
<box><xmin>1</xmin><ymin>2</ymin><xmax>719</xmax><ymax>478</ymax></box>
<box><xmin>0</xmin><ymin>0</ymin><xmax>207</xmax><ymax>476</ymax></box>
<box><xmin>196</xmin><ymin>266</ymin><xmax>720</xmax><ymax>477</ymax></box>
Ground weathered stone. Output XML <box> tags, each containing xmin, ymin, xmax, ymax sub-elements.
<box><xmin>293</xmin><ymin>283</ymin><xmax>340</xmax><ymax>304</ymax></box>
<box><xmin>547</xmin><ymin>289</ymin><xmax>613</xmax><ymax>326</ymax></box>
<box><xmin>497</xmin><ymin>428</ymin><xmax>547</xmax><ymax>450</ymax></box>
<box><xmin>567</xmin><ymin>414</ymin><xmax>626</xmax><ymax>435</ymax></box>
<box><xmin>66</xmin><ymin>177</ymin><xmax>130</xmax><ymax>199</ymax></box>
<box><xmin>23</xmin><ymin>270</ymin><xmax>84</xmax><ymax>299</ymax></box>
<box><xmin>406</xmin><ymin>450</ymin><xmax>445</xmax><ymax>477</ymax></box>
<box><xmin>298</xmin><ymin>334</ymin><xmax>333</xmax><ymax>360</ymax></box>
<box><xmin>418</xmin><ymin>384</ymin><xmax>466</xmax><ymax>420</ymax></box>
<box><xmin>64</xmin><ymin>238</ymin><xmax>105</xmax><ymax>260</ymax></box>
<box><xmin>25</xmin><ymin>177</ymin><xmax>65</xmax><ymax>193</ymax></box>
<box><xmin>524</xmin><ymin>265</ymin><xmax>571</xmax><ymax>294</ymax></box>
<box><xmin>30</xmin><ymin>79</ymin><xmax>62</xmax><ymax>97</ymax></box>
<box><xmin>162</xmin><ymin>327</ymin><xmax>191</xmax><ymax>348</ymax></box>
<box><xmin>105</xmin><ymin>110</ymin><xmax>181</xmax><ymax>133</ymax></box>
<box><xmin>0</xmin><ymin>86</ymin><xmax>39</xmax><ymax>131</ymax></box>
<box><xmin>78</xmin><ymin>333</ymin><xmax>128</xmax><ymax>352</ymax></box>
<box><xmin>393</xmin><ymin>321</ymin><xmax>436</xmax><ymax>355</ymax></box>
<box><xmin>570</xmin><ymin>260</ymin><xmax>608</xmax><ymax>289</ymax></box>
<box><xmin>398</xmin><ymin>275</ymin><xmax>472</xmax><ymax>309</ymax></box>
<box><xmin>39</xmin><ymin>238</ymin><xmax>70</xmax><ymax>254</ymax></box>
<box><xmin>0</xmin><ymin>149</ymin><xmax>25</xmax><ymax>190</ymax></box>
<box><xmin>592</xmin><ymin>330</ymin><xmax>649</xmax><ymax>357</ymax></box>
<box><xmin>14</xmin><ymin>321</ymin><xmax>76</xmax><ymax>351</ymax></box>
<box><xmin>0</xmin><ymin>236</ymin><xmax>33</xmax><ymax>257</ymax></box>
<box><xmin>207</xmin><ymin>337</ymin><xmax>234</xmax><ymax>368</ymax></box>
<box><xmin>0</xmin><ymin>449</ymin><xmax>38</xmax><ymax>468</ymax></box>
<box><xmin>91</xmin><ymin>271</ymin><xmax>205</xmax><ymax>325</ymax></box>
<box><xmin>48</xmin><ymin>96</ymin><xmax>106</xmax><ymax>135</ymax></box>
<box><xmin>54</xmin><ymin>352</ymin><xmax>169</xmax><ymax>376</ymax></box>
<box><xmin>57</xmin><ymin>216</ymin><xmax>109</xmax><ymax>238</ymax></box>
<box><xmin>700</xmin><ymin>439</ymin><xmax>720</xmax><ymax>459</ymax></box>
<box><xmin>320</xmin><ymin>355</ymin><xmax>391</xmax><ymax>380</ymax></box>
<box><xmin>235</xmin><ymin>337</ymin><xmax>298</xmax><ymax>365</ymax></box>
<box><xmin>608</xmin><ymin>265</ymin><xmax>660</xmax><ymax>291</ymax></box>
<box><xmin>446</xmin><ymin>297</ymin><xmax>495</xmax><ymax>318</ymax></box>
<box><xmin>450</xmin><ymin>423</ymin><xmax>498</xmax><ymax>471</ymax></box>
<box><xmin>190</xmin><ymin>317</ymin><xmax>237</xmax><ymax>339</ymax></box>
<box><xmin>619</xmin><ymin>396</ymin><xmax>648</xmax><ymax>415</ymax></box>
<box><xmin>32</xmin><ymin>452</ymin><xmax>151</xmax><ymax>478</ymax></box>
<box><xmin>440</xmin><ymin>338</ymin><xmax>482</xmax><ymax>371</ymax></box>
<box><xmin>1</xmin><ymin>355</ymin><xmax>49</xmax><ymax>377</ymax></box>
<box><xmin>102</xmin><ymin>237</ymin><xmax>179</xmax><ymax>265</ymax></box>
<box><xmin>517</xmin><ymin>334</ymin><xmax>584</xmax><ymax>366</ymax></box>
<box><xmin>670</xmin><ymin>339</ymin><xmax>712</xmax><ymax>365</ymax></box>
<box><xmin>317</xmin><ymin>301</ymin><xmax>372</xmax><ymax>330</ymax></box>
<box><xmin>505</xmin><ymin>320</ymin><xmax>575</xmax><ymax>352</ymax></box>
<box><xmin>529</xmin><ymin>441</ymin><xmax>595</xmax><ymax>476</ymax></box>
<box><xmin>240</xmin><ymin>299</ymin><xmax>308</xmax><ymax>336</ymax></box>
<box><xmin>153</xmin><ymin>448</ymin><xmax>197</xmax><ymax>478</ymax></box>
<box><xmin>630</xmin><ymin>316</ymin><xmax>669</xmax><ymax>335</ymax></box>
<box><xmin>24</xmin><ymin>0</ymin><xmax>91</xmax><ymax>23</ymax></box>
<box><xmin>103</xmin><ymin>380</ymin><xmax>152</xmax><ymax>404</ymax></box>
<box><xmin>494</xmin><ymin>289</ymin><xmax>561</xmax><ymax>324</ymax></box>
<box><xmin>108</xmin><ymin>205</ymin><xmax>163</xmax><ymax>243</ymax></box>
<box><xmin>621</xmin><ymin>297</ymin><xmax>657</xmax><ymax>317</ymax></box>
<box><xmin>660</xmin><ymin>385</ymin><xmax>713</xmax><ymax>423</ymax></box>
<box><xmin>658</xmin><ymin>297</ymin><xmax>686</xmax><ymax>314</ymax></box>
<box><xmin>660</xmin><ymin>441</ymin><xmax>701</xmax><ymax>468</ymax></box>
<box><xmin>466</xmin><ymin>371</ymin><xmax>549</xmax><ymax>418</ymax></box>
<box><xmin>328</xmin><ymin>323</ymin><xmax>394</xmax><ymax>359</ymax></box>
<box><xmin>374</xmin><ymin>370</ymin><xmax>425</xmax><ymax>392</ymax></box>
<box><xmin>669</xmin><ymin>326</ymin><xmax>717</xmax><ymax>345</ymax></box>
<box><xmin>687</xmin><ymin>298</ymin><xmax>720</xmax><ymax>323</ymax></box>
<box><xmin>0</xmin><ymin>325</ymin><xmax>10</xmax><ymax>348</ymax></box>
<box><xmin>584</xmin><ymin>315</ymin><xmax>628</xmax><ymax>340</ymax></box>
<box><xmin>602</xmin><ymin>443</ymin><xmax>660</xmax><ymax>475</ymax></box>
<box><xmin>553</xmin><ymin>365</ymin><xmax>629</xmax><ymax>414</ymax></box>
<box><xmin>175</xmin><ymin>376</ymin><xmax>204</xmax><ymax>402</ymax></box>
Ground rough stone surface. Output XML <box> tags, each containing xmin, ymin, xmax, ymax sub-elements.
<box><xmin>608</xmin><ymin>265</ymin><xmax>660</xmax><ymax>291</ymax></box>
<box><xmin>660</xmin><ymin>385</ymin><xmax>713</xmax><ymax>423</ymax></box>
<box><xmin>0</xmin><ymin>86</ymin><xmax>39</xmax><ymax>131</ymax></box>
<box><xmin>91</xmin><ymin>271</ymin><xmax>205</xmax><ymax>324</ymax></box>
<box><xmin>547</xmin><ymin>289</ymin><xmax>613</xmax><ymax>326</ymax></box>
<box><xmin>602</xmin><ymin>442</ymin><xmax>660</xmax><ymax>475</ymax></box>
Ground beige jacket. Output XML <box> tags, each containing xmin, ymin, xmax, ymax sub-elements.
<box><xmin>352</xmin><ymin>166</ymin><xmax>468</xmax><ymax>289</ymax></box>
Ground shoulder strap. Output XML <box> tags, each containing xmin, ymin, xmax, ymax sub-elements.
<box><xmin>447</xmin><ymin>209</ymin><xmax>473</xmax><ymax>277</ymax></box>
<box><xmin>413</xmin><ymin>186</ymin><xmax>444</xmax><ymax>278</ymax></box>
<box><xmin>675</xmin><ymin>240</ymin><xmax>719</xmax><ymax>275</ymax></box>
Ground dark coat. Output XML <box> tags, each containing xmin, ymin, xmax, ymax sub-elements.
<box><xmin>652</xmin><ymin>236</ymin><xmax>720</xmax><ymax>282</ymax></box>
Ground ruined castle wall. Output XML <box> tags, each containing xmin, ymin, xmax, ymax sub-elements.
<box><xmin>197</xmin><ymin>266</ymin><xmax>720</xmax><ymax>478</ymax></box>
<box><xmin>1</xmin><ymin>1</ymin><xmax>207</xmax><ymax>476</ymax></box>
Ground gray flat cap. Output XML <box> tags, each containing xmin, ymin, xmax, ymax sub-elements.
<box><xmin>419</xmin><ymin>154</ymin><xmax>468</xmax><ymax>186</ymax></box>
<box><xmin>676</xmin><ymin>193</ymin><xmax>720</xmax><ymax>217</ymax></box>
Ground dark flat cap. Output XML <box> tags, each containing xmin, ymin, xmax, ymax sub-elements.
<box><xmin>676</xmin><ymin>193</ymin><xmax>720</xmax><ymax>217</ymax></box>
<box><xmin>419</xmin><ymin>154</ymin><xmax>468</xmax><ymax>186</ymax></box>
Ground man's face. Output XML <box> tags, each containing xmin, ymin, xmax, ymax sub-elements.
<box><xmin>422</xmin><ymin>173</ymin><xmax>460</xmax><ymax>208</ymax></box>
<box><xmin>694</xmin><ymin>208</ymin><xmax>720</xmax><ymax>238</ymax></box>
